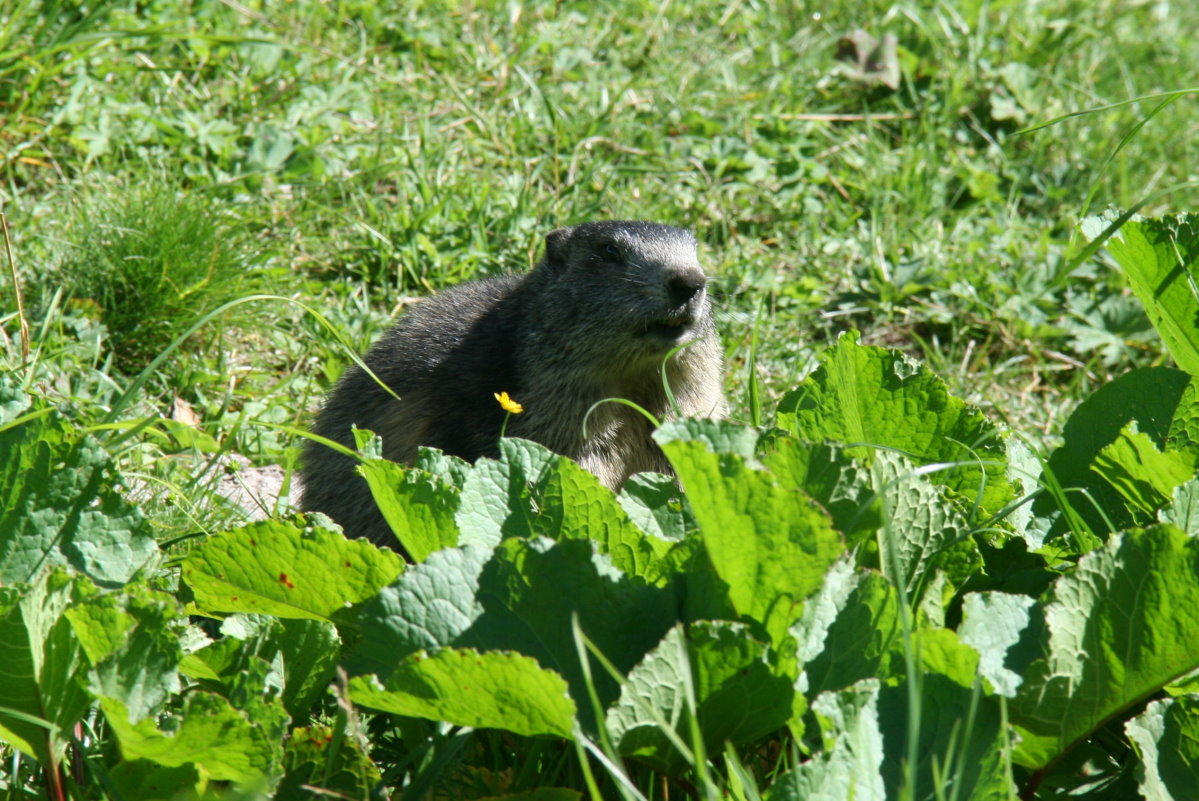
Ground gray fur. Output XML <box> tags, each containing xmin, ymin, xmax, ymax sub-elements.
<box><xmin>299</xmin><ymin>220</ymin><xmax>726</xmax><ymax>551</ymax></box>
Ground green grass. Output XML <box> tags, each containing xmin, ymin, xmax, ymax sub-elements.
<box><xmin>3</xmin><ymin>0</ymin><xmax>1199</xmax><ymax>797</ymax></box>
<box><xmin>50</xmin><ymin>178</ymin><xmax>253</xmax><ymax>372</ymax></box>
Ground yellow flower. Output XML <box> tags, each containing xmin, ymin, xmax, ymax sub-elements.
<box><xmin>494</xmin><ymin>391</ymin><xmax>524</xmax><ymax>414</ymax></box>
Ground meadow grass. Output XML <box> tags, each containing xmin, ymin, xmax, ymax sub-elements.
<box><xmin>2</xmin><ymin>1</ymin><xmax>1198</xmax><ymax>796</ymax></box>
<box><xmin>52</xmin><ymin>178</ymin><xmax>254</xmax><ymax>371</ymax></box>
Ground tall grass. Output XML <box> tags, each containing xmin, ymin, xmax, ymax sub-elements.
<box><xmin>54</xmin><ymin>181</ymin><xmax>253</xmax><ymax>373</ymax></box>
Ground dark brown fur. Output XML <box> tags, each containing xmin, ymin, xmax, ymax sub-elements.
<box><xmin>300</xmin><ymin>221</ymin><xmax>726</xmax><ymax>550</ymax></box>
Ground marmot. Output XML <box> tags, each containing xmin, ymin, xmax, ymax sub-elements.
<box><xmin>300</xmin><ymin>220</ymin><xmax>726</xmax><ymax>550</ymax></box>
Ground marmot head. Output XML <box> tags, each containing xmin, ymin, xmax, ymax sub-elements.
<box><xmin>536</xmin><ymin>221</ymin><xmax>713</xmax><ymax>362</ymax></box>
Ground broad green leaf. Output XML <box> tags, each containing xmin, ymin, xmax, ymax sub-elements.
<box><xmin>618</xmin><ymin>472</ymin><xmax>692</xmax><ymax>543</ymax></box>
<box><xmin>1168</xmin><ymin>378</ymin><xmax>1199</xmax><ymax>450</ymax></box>
<box><xmin>350</xmin><ymin>538</ymin><xmax>677</xmax><ymax>729</ymax></box>
<box><xmin>776</xmin><ymin>332</ymin><xmax>1012</xmax><ymax>517</ymax></box>
<box><xmin>414</xmin><ymin>445</ymin><xmax>473</xmax><ymax>488</ymax></box>
<box><xmin>347</xmin><ymin>545</ymin><xmax>494</xmax><ymax>676</ymax></box>
<box><xmin>100</xmin><ymin>693</ymin><xmax>284</xmax><ymax>789</ymax></box>
<box><xmin>489</xmin><ymin>535</ymin><xmax>679</xmax><ymax>710</ymax></box>
<box><xmin>656</xmin><ymin>417</ymin><xmax>760</xmax><ymax>459</ymax></box>
<box><xmin>107</xmin><ymin>760</ymin><xmax>203</xmax><ymax>801</ymax></box>
<box><xmin>766</xmin><ymin>681</ymin><xmax>885</xmax><ymax>801</ymax></box>
<box><xmin>212</xmin><ymin>652</ymin><xmax>292</xmax><ymax>744</ymax></box>
<box><xmin>344</xmin><ymin>430</ymin><xmax>460</xmax><ymax>561</ymax></box>
<box><xmin>1035</xmin><ymin>367</ymin><xmax>1194</xmax><ymax>542</ymax></box>
<box><xmin>349</xmin><ymin>648</ymin><xmax>576</xmax><ymax>739</ymax></box>
<box><xmin>1010</xmin><ymin>525</ymin><xmax>1199</xmax><ymax>769</ymax></box>
<box><xmin>182</xmin><ymin>517</ymin><xmax>404</xmax><ymax>621</ymax></box>
<box><xmin>1085</xmin><ymin>212</ymin><xmax>1199</xmax><ymax>376</ymax></box>
<box><xmin>909</xmin><ymin>628</ymin><xmax>979</xmax><ymax>690</ymax></box>
<box><xmin>759</xmin><ymin>437</ymin><xmax>878</xmax><ymax>546</ymax></box>
<box><xmin>456</xmin><ymin>438</ymin><xmax>680</xmax><ymax>584</ymax></box>
<box><xmin>1125</xmin><ymin>696</ymin><xmax>1199</xmax><ymax>801</ymax></box>
<box><xmin>0</xmin><ymin>380</ymin><xmax>158</xmax><ymax>587</ymax></box>
<box><xmin>762</xmin><ymin>435</ymin><xmax>981</xmax><ymax>595</ymax></box>
<box><xmin>605</xmin><ymin>622</ymin><xmax>792</xmax><ymax>775</ymax></box>
<box><xmin>101</xmin><ymin>635</ymin><xmax>289</xmax><ymax>790</ymax></box>
<box><xmin>1092</xmin><ymin>421</ymin><xmax>1197</xmax><ymax>523</ymax></box>
<box><xmin>183</xmin><ymin>615</ymin><xmax>340</xmax><ymax>722</ymax></box>
<box><xmin>0</xmin><ymin>569</ymin><xmax>91</xmax><ymax>766</ymax></box>
<box><xmin>959</xmin><ymin>592</ymin><xmax>1037</xmax><ymax>697</ymax></box>
<box><xmin>877</xmin><ymin>675</ymin><xmax>1014</xmax><ymax>801</ymax></box>
<box><xmin>1005</xmin><ymin>437</ymin><xmax>1050</xmax><ymax>549</ymax></box>
<box><xmin>64</xmin><ymin>581</ymin><xmax>185</xmax><ymax>723</ymax></box>
<box><xmin>656</xmin><ymin>421</ymin><xmax>844</xmax><ymax>645</ymax></box>
<box><xmin>916</xmin><ymin>569</ymin><xmax>951</xmax><ymax>629</ymax></box>
<box><xmin>1159</xmin><ymin>477</ymin><xmax>1199</xmax><ymax>536</ymax></box>
<box><xmin>278</xmin><ymin>724</ymin><xmax>383</xmax><ymax>800</ymax></box>
<box><xmin>869</xmin><ymin>450</ymin><xmax>981</xmax><ymax>595</ymax></box>
<box><xmin>794</xmin><ymin>559</ymin><xmax>899</xmax><ymax>698</ymax></box>
<box><xmin>456</xmin><ymin>437</ymin><xmax>559</xmax><ymax>546</ymax></box>
<box><xmin>770</xmin><ymin>675</ymin><xmax>1013</xmax><ymax>801</ymax></box>
<box><xmin>359</xmin><ymin>457</ymin><xmax>459</xmax><ymax>562</ymax></box>
<box><xmin>972</xmin><ymin>536</ymin><xmax>1058</xmax><ymax>603</ymax></box>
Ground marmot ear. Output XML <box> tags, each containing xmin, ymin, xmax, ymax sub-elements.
<box><xmin>544</xmin><ymin>226</ymin><xmax>574</xmax><ymax>266</ymax></box>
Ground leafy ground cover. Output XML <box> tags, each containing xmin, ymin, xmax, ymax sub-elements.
<box><xmin>3</xmin><ymin>1</ymin><xmax>1199</xmax><ymax>799</ymax></box>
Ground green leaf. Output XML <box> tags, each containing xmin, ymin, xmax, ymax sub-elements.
<box><xmin>776</xmin><ymin>331</ymin><xmax>1013</xmax><ymax>517</ymax></box>
<box><xmin>183</xmin><ymin>615</ymin><xmax>340</xmax><ymax>722</ymax></box>
<box><xmin>618</xmin><ymin>472</ymin><xmax>693</xmax><ymax>543</ymax></box>
<box><xmin>1167</xmin><ymin>377</ymin><xmax>1199</xmax><ymax>451</ymax></box>
<box><xmin>457</xmin><ymin>438</ymin><xmax>680</xmax><ymax>584</ymax></box>
<box><xmin>877</xmin><ymin>675</ymin><xmax>1014</xmax><ymax>801</ymax></box>
<box><xmin>794</xmin><ymin>559</ymin><xmax>899</xmax><ymax>698</ymax></box>
<box><xmin>766</xmin><ymin>681</ymin><xmax>885</xmax><ymax>801</ymax></box>
<box><xmin>958</xmin><ymin>592</ymin><xmax>1037</xmax><ymax>697</ymax></box>
<box><xmin>1091</xmin><ymin>421</ymin><xmax>1197</xmax><ymax>522</ymax></box>
<box><xmin>414</xmin><ymin>446</ymin><xmax>474</xmax><ymax>488</ymax></box>
<box><xmin>346</xmin><ymin>545</ymin><xmax>493</xmax><ymax>677</ymax></box>
<box><xmin>1125</xmin><ymin>696</ymin><xmax>1199</xmax><ymax>801</ymax></box>
<box><xmin>770</xmin><ymin>675</ymin><xmax>1014</xmax><ymax>801</ymax></box>
<box><xmin>455</xmin><ymin>438</ymin><xmax>559</xmax><ymax>546</ymax></box>
<box><xmin>107</xmin><ymin>760</ymin><xmax>202</xmax><ymax>801</ymax></box>
<box><xmin>1159</xmin><ymin>476</ymin><xmax>1199</xmax><ymax>536</ymax></box>
<box><xmin>359</xmin><ymin>457</ymin><xmax>460</xmax><ymax>562</ymax></box>
<box><xmin>100</xmin><ymin>692</ymin><xmax>284</xmax><ymax>790</ymax></box>
<box><xmin>350</xmin><ymin>538</ymin><xmax>678</xmax><ymax>728</ymax></box>
<box><xmin>759</xmin><ymin>437</ymin><xmax>878</xmax><ymax>546</ymax></box>
<box><xmin>1085</xmin><ymin>212</ymin><xmax>1199</xmax><ymax>376</ymax></box>
<box><xmin>1009</xmin><ymin>525</ymin><xmax>1199</xmax><ymax>769</ymax></box>
<box><xmin>278</xmin><ymin>724</ymin><xmax>384</xmax><ymax>800</ymax></box>
<box><xmin>656</xmin><ymin>420</ymin><xmax>844</xmax><ymax>645</ymax></box>
<box><xmin>913</xmin><ymin>627</ymin><xmax>981</xmax><ymax>689</ymax></box>
<box><xmin>182</xmin><ymin>517</ymin><xmax>404</xmax><ymax>621</ymax></box>
<box><xmin>605</xmin><ymin>622</ymin><xmax>793</xmax><ymax>774</ymax></box>
<box><xmin>1035</xmin><ymin>367</ymin><xmax>1195</xmax><ymax>542</ymax></box>
<box><xmin>0</xmin><ymin>380</ymin><xmax>158</xmax><ymax>587</ymax></box>
<box><xmin>349</xmin><ymin>648</ymin><xmax>577</xmax><ymax>739</ymax></box>
<box><xmin>64</xmin><ymin>581</ymin><xmax>185</xmax><ymax>723</ymax></box>
<box><xmin>1005</xmin><ymin>437</ymin><xmax>1049</xmax><ymax>548</ymax></box>
<box><xmin>0</xmin><ymin>569</ymin><xmax>91</xmax><ymax>766</ymax></box>
<box><xmin>869</xmin><ymin>450</ymin><xmax>980</xmax><ymax>595</ymax></box>
<box><xmin>656</xmin><ymin>417</ymin><xmax>760</xmax><ymax>459</ymax></box>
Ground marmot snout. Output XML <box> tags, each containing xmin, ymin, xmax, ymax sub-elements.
<box><xmin>300</xmin><ymin>220</ymin><xmax>727</xmax><ymax>551</ymax></box>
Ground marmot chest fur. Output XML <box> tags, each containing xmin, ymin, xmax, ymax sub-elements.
<box><xmin>300</xmin><ymin>220</ymin><xmax>726</xmax><ymax>550</ymax></box>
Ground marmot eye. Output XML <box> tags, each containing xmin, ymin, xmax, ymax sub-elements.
<box><xmin>603</xmin><ymin>243</ymin><xmax>621</xmax><ymax>259</ymax></box>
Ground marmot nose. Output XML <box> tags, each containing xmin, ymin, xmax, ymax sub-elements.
<box><xmin>666</xmin><ymin>270</ymin><xmax>706</xmax><ymax>307</ymax></box>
